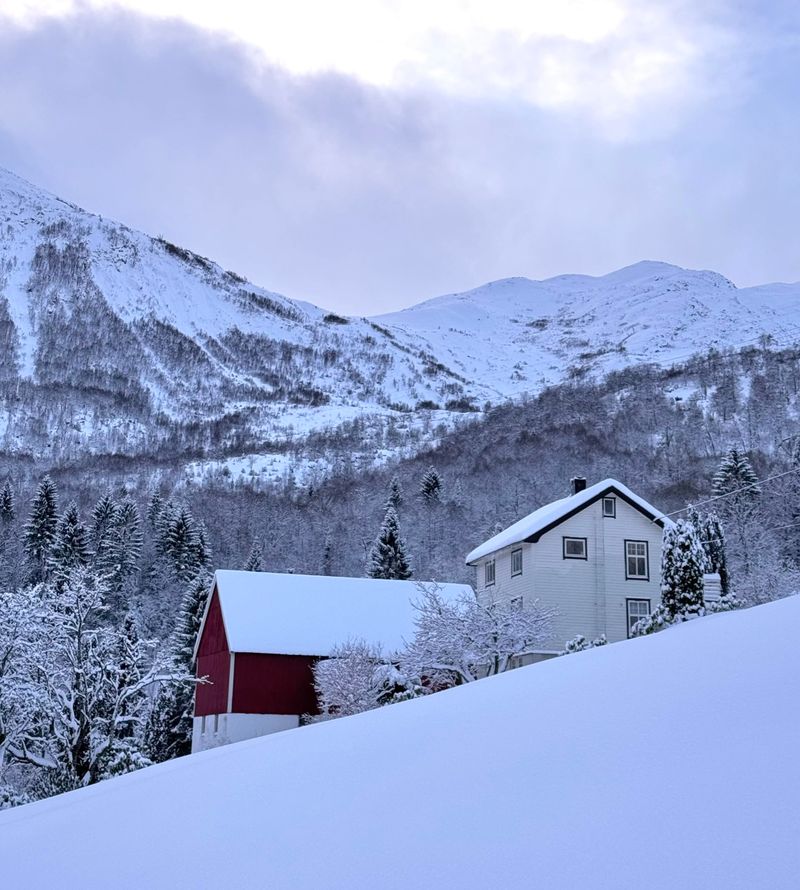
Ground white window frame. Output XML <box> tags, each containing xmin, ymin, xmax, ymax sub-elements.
<box><xmin>511</xmin><ymin>547</ymin><xmax>523</xmax><ymax>577</ymax></box>
<box><xmin>625</xmin><ymin>540</ymin><xmax>649</xmax><ymax>580</ymax></box>
<box><xmin>562</xmin><ymin>536</ymin><xmax>588</xmax><ymax>560</ymax></box>
<box><xmin>602</xmin><ymin>496</ymin><xmax>616</xmax><ymax>518</ymax></box>
<box><xmin>485</xmin><ymin>558</ymin><xmax>496</xmax><ymax>587</ymax></box>
<box><xmin>626</xmin><ymin>598</ymin><xmax>651</xmax><ymax>638</ymax></box>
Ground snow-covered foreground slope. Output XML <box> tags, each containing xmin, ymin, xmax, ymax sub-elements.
<box><xmin>2</xmin><ymin>596</ymin><xmax>799</xmax><ymax>889</ymax></box>
<box><xmin>375</xmin><ymin>261</ymin><xmax>800</xmax><ymax>394</ymax></box>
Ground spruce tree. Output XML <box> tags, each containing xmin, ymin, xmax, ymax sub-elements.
<box><xmin>321</xmin><ymin>532</ymin><xmax>333</xmax><ymax>576</ymax></box>
<box><xmin>91</xmin><ymin>493</ymin><xmax>119</xmax><ymax>572</ymax></box>
<box><xmin>0</xmin><ymin>481</ymin><xmax>15</xmax><ymax>524</ymax></box>
<box><xmin>367</xmin><ymin>506</ymin><xmax>412</xmax><ymax>580</ymax></box>
<box><xmin>109</xmin><ymin>498</ymin><xmax>143</xmax><ymax>590</ymax></box>
<box><xmin>386</xmin><ymin>476</ymin><xmax>403</xmax><ymax>510</ymax></box>
<box><xmin>701</xmin><ymin>512</ymin><xmax>730</xmax><ymax>595</ymax></box>
<box><xmin>712</xmin><ymin>448</ymin><xmax>760</xmax><ymax>501</ymax></box>
<box><xmin>660</xmin><ymin>520</ymin><xmax>706</xmax><ymax>619</ymax></box>
<box><xmin>49</xmin><ymin>503</ymin><xmax>90</xmax><ymax>581</ymax></box>
<box><xmin>163</xmin><ymin>507</ymin><xmax>199</xmax><ymax>582</ymax></box>
<box><xmin>420</xmin><ymin>466</ymin><xmax>442</xmax><ymax>504</ymax></box>
<box><xmin>146</xmin><ymin>491</ymin><xmax>164</xmax><ymax>531</ymax></box>
<box><xmin>244</xmin><ymin>540</ymin><xmax>263</xmax><ymax>572</ymax></box>
<box><xmin>23</xmin><ymin>476</ymin><xmax>58</xmax><ymax>583</ymax></box>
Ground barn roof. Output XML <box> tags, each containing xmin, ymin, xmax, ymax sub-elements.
<box><xmin>196</xmin><ymin>571</ymin><xmax>473</xmax><ymax>659</ymax></box>
<box><xmin>465</xmin><ymin>478</ymin><xmax>671</xmax><ymax>565</ymax></box>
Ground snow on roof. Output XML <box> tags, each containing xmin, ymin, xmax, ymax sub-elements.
<box><xmin>3</xmin><ymin>595</ymin><xmax>799</xmax><ymax>888</ymax></box>
<box><xmin>203</xmin><ymin>570</ymin><xmax>473</xmax><ymax>657</ymax></box>
<box><xmin>466</xmin><ymin>478</ymin><xmax>670</xmax><ymax>564</ymax></box>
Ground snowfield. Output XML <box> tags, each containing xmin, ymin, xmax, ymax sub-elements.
<box><xmin>1</xmin><ymin>595</ymin><xmax>798</xmax><ymax>888</ymax></box>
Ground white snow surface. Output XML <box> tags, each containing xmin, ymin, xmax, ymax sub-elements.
<box><xmin>207</xmin><ymin>570</ymin><xmax>473</xmax><ymax>656</ymax></box>
<box><xmin>466</xmin><ymin>477</ymin><xmax>671</xmax><ymax>563</ymax></box>
<box><xmin>2</xmin><ymin>595</ymin><xmax>799</xmax><ymax>888</ymax></box>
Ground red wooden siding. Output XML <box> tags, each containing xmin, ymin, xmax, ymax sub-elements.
<box><xmin>232</xmin><ymin>654</ymin><xmax>319</xmax><ymax>717</ymax></box>
<box><xmin>195</xmin><ymin>587</ymin><xmax>231</xmax><ymax>717</ymax></box>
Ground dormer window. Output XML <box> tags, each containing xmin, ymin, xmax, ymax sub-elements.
<box><xmin>602</xmin><ymin>497</ymin><xmax>616</xmax><ymax>518</ymax></box>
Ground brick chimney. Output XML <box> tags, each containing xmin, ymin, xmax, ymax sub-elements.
<box><xmin>571</xmin><ymin>476</ymin><xmax>587</xmax><ymax>495</ymax></box>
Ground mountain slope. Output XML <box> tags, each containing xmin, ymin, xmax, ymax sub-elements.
<box><xmin>1</xmin><ymin>596</ymin><xmax>798</xmax><ymax>888</ymax></box>
<box><xmin>0</xmin><ymin>166</ymin><xmax>482</xmax><ymax>463</ymax></box>
<box><xmin>375</xmin><ymin>261</ymin><xmax>800</xmax><ymax>394</ymax></box>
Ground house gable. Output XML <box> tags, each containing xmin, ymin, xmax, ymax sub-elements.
<box><xmin>195</xmin><ymin>585</ymin><xmax>231</xmax><ymax>718</ymax></box>
<box><xmin>524</xmin><ymin>484</ymin><xmax>666</xmax><ymax>544</ymax></box>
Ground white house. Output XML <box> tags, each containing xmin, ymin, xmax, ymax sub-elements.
<box><xmin>466</xmin><ymin>478</ymin><xmax>673</xmax><ymax>655</ymax></box>
<box><xmin>192</xmin><ymin>571</ymin><xmax>473</xmax><ymax>753</ymax></box>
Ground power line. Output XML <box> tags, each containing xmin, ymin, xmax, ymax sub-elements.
<box><xmin>659</xmin><ymin>465</ymin><xmax>800</xmax><ymax>521</ymax></box>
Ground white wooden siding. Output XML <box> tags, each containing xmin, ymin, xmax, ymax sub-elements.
<box><xmin>475</xmin><ymin>495</ymin><xmax>664</xmax><ymax>649</ymax></box>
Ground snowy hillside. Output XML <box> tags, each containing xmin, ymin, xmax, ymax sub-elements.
<box><xmin>0</xmin><ymin>166</ymin><xmax>483</xmax><ymax>466</ymax></box>
<box><xmin>375</xmin><ymin>261</ymin><xmax>800</xmax><ymax>394</ymax></box>
<box><xmin>1</xmin><ymin>596</ymin><xmax>798</xmax><ymax>889</ymax></box>
<box><xmin>3</xmin><ymin>164</ymin><xmax>800</xmax><ymax>477</ymax></box>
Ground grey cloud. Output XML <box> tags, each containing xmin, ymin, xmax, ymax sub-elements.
<box><xmin>0</xmin><ymin>8</ymin><xmax>798</xmax><ymax>314</ymax></box>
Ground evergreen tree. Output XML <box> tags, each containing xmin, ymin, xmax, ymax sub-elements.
<box><xmin>712</xmin><ymin>448</ymin><xmax>760</xmax><ymax>501</ymax></box>
<box><xmin>23</xmin><ymin>476</ymin><xmax>58</xmax><ymax>583</ymax></box>
<box><xmin>163</xmin><ymin>507</ymin><xmax>200</xmax><ymax>582</ymax></box>
<box><xmin>49</xmin><ymin>503</ymin><xmax>90</xmax><ymax>581</ymax></box>
<box><xmin>700</xmin><ymin>512</ymin><xmax>730</xmax><ymax>595</ymax></box>
<box><xmin>386</xmin><ymin>476</ymin><xmax>403</xmax><ymax>510</ymax></box>
<box><xmin>144</xmin><ymin>572</ymin><xmax>211</xmax><ymax>761</ymax></box>
<box><xmin>146</xmin><ymin>490</ymin><xmax>164</xmax><ymax>531</ymax></box>
<box><xmin>244</xmin><ymin>539</ymin><xmax>263</xmax><ymax>572</ymax></box>
<box><xmin>109</xmin><ymin>498</ymin><xmax>143</xmax><ymax>590</ymax></box>
<box><xmin>367</xmin><ymin>506</ymin><xmax>412</xmax><ymax>580</ymax></box>
<box><xmin>420</xmin><ymin>466</ymin><xmax>443</xmax><ymax>504</ymax></box>
<box><xmin>0</xmin><ymin>481</ymin><xmax>15</xmax><ymax>524</ymax></box>
<box><xmin>321</xmin><ymin>532</ymin><xmax>333</xmax><ymax>576</ymax></box>
<box><xmin>91</xmin><ymin>493</ymin><xmax>118</xmax><ymax>572</ymax></box>
<box><xmin>660</xmin><ymin>520</ymin><xmax>706</xmax><ymax>619</ymax></box>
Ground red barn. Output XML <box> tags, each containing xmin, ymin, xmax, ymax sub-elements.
<box><xmin>192</xmin><ymin>570</ymin><xmax>472</xmax><ymax>752</ymax></box>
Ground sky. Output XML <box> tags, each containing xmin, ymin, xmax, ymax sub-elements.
<box><xmin>0</xmin><ymin>1</ymin><xmax>798</xmax><ymax>314</ymax></box>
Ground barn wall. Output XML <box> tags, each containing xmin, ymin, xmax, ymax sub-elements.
<box><xmin>232</xmin><ymin>654</ymin><xmax>319</xmax><ymax>717</ymax></box>
<box><xmin>195</xmin><ymin>587</ymin><xmax>231</xmax><ymax>717</ymax></box>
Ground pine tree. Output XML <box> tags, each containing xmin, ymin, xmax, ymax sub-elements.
<box><xmin>244</xmin><ymin>539</ymin><xmax>263</xmax><ymax>572</ymax></box>
<box><xmin>49</xmin><ymin>503</ymin><xmax>90</xmax><ymax>581</ymax></box>
<box><xmin>660</xmin><ymin>520</ymin><xmax>706</xmax><ymax>619</ymax></box>
<box><xmin>145</xmin><ymin>572</ymin><xmax>211</xmax><ymax>761</ymax></box>
<box><xmin>700</xmin><ymin>512</ymin><xmax>730</xmax><ymax>595</ymax></box>
<box><xmin>386</xmin><ymin>476</ymin><xmax>403</xmax><ymax>510</ymax></box>
<box><xmin>0</xmin><ymin>481</ymin><xmax>15</xmax><ymax>524</ymax></box>
<box><xmin>712</xmin><ymin>448</ymin><xmax>760</xmax><ymax>500</ymax></box>
<box><xmin>23</xmin><ymin>476</ymin><xmax>58</xmax><ymax>583</ymax></box>
<box><xmin>163</xmin><ymin>507</ymin><xmax>199</xmax><ymax>582</ymax></box>
<box><xmin>321</xmin><ymin>532</ymin><xmax>333</xmax><ymax>576</ymax></box>
<box><xmin>420</xmin><ymin>466</ymin><xmax>442</xmax><ymax>504</ymax></box>
<box><xmin>109</xmin><ymin>498</ymin><xmax>143</xmax><ymax>590</ymax></box>
<box><xmin>367</xmin><ymin>506</ymin><xmax>412</xmax><ymax>580</ymax></box>
<box><xmin>91</xmin><ymin>493</ymin><xmax>119</xmax><ymax>574</ymax></box>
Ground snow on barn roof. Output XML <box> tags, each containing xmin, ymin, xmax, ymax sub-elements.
<box><xmin>199</xmin><ymin>570</ymin><xmax>473</xmax><ymax>658</ymax></box>
<box><xmin>466</xmin><ymin>478</ymin><xmax>670</xmax><ymax>564</ymax></box>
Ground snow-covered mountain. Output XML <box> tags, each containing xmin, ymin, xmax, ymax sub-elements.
<box><xmin>375</xmin><ymin>262</ymin><xmax>800</xmax><ymax>395</ymax></box>
<box><xmin>1</xmin><ymin>595</ymin><xmax>797</xmax><ymax>888</ymax></box>
<box><xmin>1</xmin><ymin>165</ymin><xmax>799</xmax><ymax>474</ymax></box>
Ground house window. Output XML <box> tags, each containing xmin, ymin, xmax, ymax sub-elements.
<box><xmin>563</xmin><ymin>537</ymin><xmax>587</xmax><ymax>560</ymax></box>
<box><xmin>626</xmin><ymin>598</ymin><xmax>651</xmax><ymax>637</ymax></box>
<box><xmin>602</xmin><ymin>497</ymin><xmax>616</xmax><ymax>518</ymax></box>
<box><xmin>511</xmin><ymin>595</ymin><xmax>523</xmax><ymax>610</ymax></box>
<box><xmin>625</xmin><ymin>540</ymin><xmax>649</xmax><ymax>580</ymax></box>
<box><xmin>511</xmin><ymin>548</ymin><xmax>523</xmax><ymax>576</ymax></box>
<box><xmin>485</xmin><ymin>559</ymin><xmax>496</xmax><ymax>586</ymax></box>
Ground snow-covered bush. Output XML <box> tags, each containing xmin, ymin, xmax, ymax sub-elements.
<box><xmin>561</xmin><ymin>633</ymin><xmax>607</xmax><ymax>655</ymax></box>
<box><xmin>401</xmin><ymin>583</ymin><xmax>555</xmax><ymax>686</ymax></box>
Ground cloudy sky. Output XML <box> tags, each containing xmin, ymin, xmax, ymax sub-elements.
<box><xmin>0</xmin><ymin>1</ymin><xmax>798</xmax><ymax>313</ymax></box>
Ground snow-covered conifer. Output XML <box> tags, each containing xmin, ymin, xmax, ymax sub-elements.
<box><xmin>49</xmin><ymin>502</ymin><xmax>90</xmax><ymax>581</ymax></box>
<box><xmin>244</xmin><ymin>539</ymin><xmax>263</xmax><ymax>572</ymax></box>
<box><xmin>712</xmin><ymin>448</ymin><xmax>760</xmax><ymax>501</ymax></box>
<box><xmin>386</xmin><ymin>476</ymin><xmax>403</xmax><ymax>510</ymax></box>
<box><xmin>367</xmin><ymin>506</ymin><xmax>412</xmax><ymax>580</ymax></box>
<box><xmin>0</xmin><ymin>481</ymin><xmax>15</xmax><ymax>524</ymax></box>
<box><xmin>660</xmin><ymin>520</ymin><xmax>706</xmax><ymax>619</ymax></box>
<box><xmin>23</xmin><ymin>476</ymin><xmax>58</xmax><ymax>583</ymax></box>
<box><xmin>420</xmin><ymin>466</ymin><xmax>442</xmax><ymax>504</ymax></box>
<box><xmin>163</xmin><ymin>507</ymin><xmax>200</xmax><ymax>581</ymax></box>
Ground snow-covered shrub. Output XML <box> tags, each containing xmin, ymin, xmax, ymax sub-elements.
<box><xmin>561</xmin><ymin>633</ymin><xmax>608</xmax><ymax>655</ymax></box>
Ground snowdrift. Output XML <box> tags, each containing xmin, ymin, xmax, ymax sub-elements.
<box><xmin>2</xmin><ymin>596</ymin><xmax>799</xmax><ymax>889</ymax></box>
